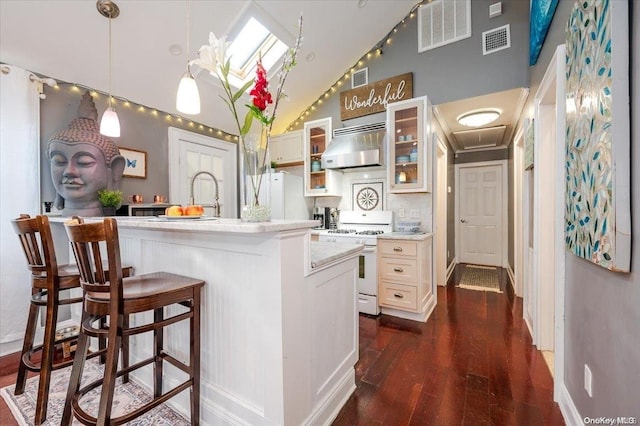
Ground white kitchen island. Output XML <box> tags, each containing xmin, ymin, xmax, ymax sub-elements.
<box><xmin>49</xmin><ymin>216</ymin><xmax>362</xmax><ymax>426</ymax></box>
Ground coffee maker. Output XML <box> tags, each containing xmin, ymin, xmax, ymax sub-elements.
<box><xmin>312</xmin><ymin>207</ymin><xmax>331</xmax><ymax>229</ymax></box>
<box><xmin>328</xmin><ymin>208</ymin><xmax>339</xmax><ymax>229</ymax></box>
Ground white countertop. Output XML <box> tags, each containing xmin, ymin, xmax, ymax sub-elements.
<box><xmin>378</xmin><ymin>232</ymin><xmax>434</xmax><ymax>241</ymax></box>
<box><xmin>310</xmin><ymin>241</ymin><xmax>363</xmax><ymax>269</ymax></box>
<box><xmin>49</xmin><ymin>216</ymin><xmax>318</xmax><ymax>234</ymax></box>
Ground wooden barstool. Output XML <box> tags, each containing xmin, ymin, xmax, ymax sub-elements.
<box><xmin>61</xmin><ymin>217</ymin><xmax>204</xmax><ymax>425</ymax></box>
<box><xmin>11</xmin><ymin>214</ymin><xmax>132</xmax><ymax>425</ymax></box>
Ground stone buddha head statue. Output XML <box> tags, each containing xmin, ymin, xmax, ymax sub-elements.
<box><xmin>48</xmin><ymin>91</ymin><xmax>125</xmax><ymax>216</ymax></box>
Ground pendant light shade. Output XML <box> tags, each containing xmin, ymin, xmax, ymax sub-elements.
<box><xmin>97</xmin><ymin>0</ymin><xmax>121</xmax><ymax>137</ymax></box>
<box><xmin>100</xmin><ymin>105</ymin><xmax>121</xmax><ymax>137</ymax></box>
<box><xmin>177</xmin><ymin>68</ymin><xmax>201</xmax><ymax>114</ymax></box>
<box><xmin>176</xmin><ymin>0</ymin><xmax>200</xmax><ymax>115</ymax></box>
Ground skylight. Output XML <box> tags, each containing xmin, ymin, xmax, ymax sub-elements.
<box><xmin>225</xmin><ymin>17</ymin><xmax>288</xmax><ymax>90</ymax></box>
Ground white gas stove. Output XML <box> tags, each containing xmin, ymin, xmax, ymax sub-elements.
<box><xmin>317</xmin><ymin>211</ymin><xmax>393</xmax><ymax>315</ymax></box>
<box><xmin>316</xmin><ymin>211</ymin><xmax>393</xmax><ymax>246</ymax></box>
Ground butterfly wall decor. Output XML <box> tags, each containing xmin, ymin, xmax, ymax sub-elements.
<box><xmin>119</xmin><ymin>147</ymin><xmax>147</xmax><ymax>179</ymax></box>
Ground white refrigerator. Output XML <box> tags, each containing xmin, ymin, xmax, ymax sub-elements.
<box><xmin>260</xmin><ymin>172</ymin><xmax>311</xmax><ymax>220</ymax></box>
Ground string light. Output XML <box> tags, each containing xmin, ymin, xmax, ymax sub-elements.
<box><xmin>285</xmin><ymin>0</ymin><xmax>423</xmax><ymax>131</ymax></box>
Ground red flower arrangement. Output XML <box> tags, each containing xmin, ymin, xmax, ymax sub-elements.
<box><xmin>249</xmin><ymin>60</ymin><xmax>273</xmax><ymax>112</ymax></box>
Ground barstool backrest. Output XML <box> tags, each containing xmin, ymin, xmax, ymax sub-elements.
<box><xmin>12</xmin><ymin>214</ymin><xmax>59</xmax><ymax>286</ymax></box>
<box><xmin>64</xmin><ymin>218</ymin><xmax>124</xmax><ymax>300</ymax></box>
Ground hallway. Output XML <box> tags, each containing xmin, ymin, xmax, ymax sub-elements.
<box><xmin>333</xmin><ymin>264</ymin><xmax>565</xmax><ymax>425</ymax></box>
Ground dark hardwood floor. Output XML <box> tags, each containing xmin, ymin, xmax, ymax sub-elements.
<box><xmin>332</xmin><ymin>264</ymin><xmax>565</xmax><ymax>425</ymax></box>
<box><xmin>0</xmin><ymin>264</ymin><xmax>564</xmax><ymax>425</ymax></box>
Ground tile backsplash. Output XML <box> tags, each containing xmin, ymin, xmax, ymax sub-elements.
<box><xmin>334</xmin><ymin>168</ymin><xmax>433</xmax><ymax>232</ymax></box>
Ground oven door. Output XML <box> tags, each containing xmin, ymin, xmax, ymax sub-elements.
<box><xmin>357</xmin><ymin>246</ymin><xmax>380</xmax><ymax>314</ymax></box>
<box><xmin>358</xmin><ymin>246</ymin><xmax>377</xmax><ymax>295</ymax></box>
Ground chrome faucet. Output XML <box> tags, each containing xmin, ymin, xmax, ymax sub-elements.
<box><xmin>189</xmin><ymin>171</ymin><xmax>221</xmax><ymax>217</ymax></box>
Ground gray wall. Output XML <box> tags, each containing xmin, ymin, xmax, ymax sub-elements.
<box><xmin>40</xmin><ymin>85</ymin><xmax>233</xmax><ymax>210</ymax></box>
<box><xmin>454</xmin><ymin>148</ymin><xmax>509</xmax><ymax>164</ymax></box>
<box><xmin>530</xmin><ymin>0</ymin><xmax>640</xmax><ymax>418</ymax></box>
<box><xmin>294</xmin><ymin>0</ymin><xmax>529</xmax><ymax>131</ymax></box>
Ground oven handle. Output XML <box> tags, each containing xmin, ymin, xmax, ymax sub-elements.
<box><xmin>362</xmin><ymin>246</ymin><xmax>377</xmax><ymax>253</ymax></box>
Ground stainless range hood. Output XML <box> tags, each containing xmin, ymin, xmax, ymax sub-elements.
<box><xmin>321</xmin><ymin>122</ymin><xmax>386</xmax><ymax>169</ymax></box>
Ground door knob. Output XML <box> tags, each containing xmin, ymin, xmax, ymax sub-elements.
<box><xmin>460</xmin><ymin>219</ymin><xmax>467</xmax><ymax>223</ymax></box>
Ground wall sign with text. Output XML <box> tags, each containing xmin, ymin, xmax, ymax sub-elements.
<box><xmin>340</xmin><ymin>72</ymin><xmax>413</xmax><ymax>120</ymax></box>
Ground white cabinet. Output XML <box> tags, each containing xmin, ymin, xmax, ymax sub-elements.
<box><xmin>270</xmin><ymin>130</ymin><xmax>303</xmax><ymax>166</ymax></box>
<box><xmin>377</xmin><ymin>236</ymin><xmax>434</xmax><ymax>322</ymax></box>
<box><xmin>303</xmin><ymin>117</ymin><xmax>343</xmax><ymax>197</ymax></box>
<box><xmin>386</xmin><ymin>96</ymin><xmax>433</xmax><ymax>193</ymax></box>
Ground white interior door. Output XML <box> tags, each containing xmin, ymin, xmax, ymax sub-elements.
<box><xmin>456</xmin><ymin>162</ymin><xmax>505</xmax><ymax>267</ymax></box>
<box><xmin>168</xmin><ymin>127</ymin><xmax>237</xmax><ymax>218</ymax></box>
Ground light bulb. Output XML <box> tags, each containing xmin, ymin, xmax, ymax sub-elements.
<box><xmin>176</xmin><ymin>70</ymin><xmax>201</xmax><ymax>115</ymax></box>
<box><xmin>100</xmin><ymin>107</ymin><xmax>120</xmax><ymax>137</ymax></box>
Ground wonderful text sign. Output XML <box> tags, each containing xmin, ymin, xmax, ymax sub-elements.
<box><xmin>340</xmin><ymin>72</ymin><xmax>413</xmax><ymax>120</ymax></box>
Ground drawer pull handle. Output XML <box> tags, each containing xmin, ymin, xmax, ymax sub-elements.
<box><xmin>393</xmin><ymin>247</ymin><xmax>403</xmax><ymax>252</ymax></box>
<box><xmin>393</xmin><ymin>293</ymin><xmax>404</xmax><ymax>299</ymax></box>
<box><xmin>393</xmin><ymin>267</ymin><xmax>404</xmax><ymax>272</ymax></box>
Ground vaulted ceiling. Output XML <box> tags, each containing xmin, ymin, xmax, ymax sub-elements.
<box><xmin>0</xmin><ymin>0</ymin><xmax>417</xmax><ymax>135</ymax></box>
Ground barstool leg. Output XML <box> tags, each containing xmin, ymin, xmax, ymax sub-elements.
<box><xmin>97</xmin><ymin>313</ymin><xmax>123</xmax><ymax>425</ymax></box>
<box><xmin>61</xmin><ymin>315</ymin><xmax>91</xmax><ymax>426</ymax></box>
<box><xmin>191</xmin><ymin>290</ymin><xmax>201</xmax><ymax>426</ymax></box>
<box><xmin>15</xmin><ymin>298</ymin><xmax>39</xmax><ymax>395</ymax></box>
<box><xmin>153</xmin><ymin>308</ymin><xmax>163</xmax><ymax>398</ymax></box>
<box><xmin>121</xmin><ymin>314</ymin><xmax>130</xmax><ymax>384</ymax></box>
<box><xmin>34</xmin><ymin>290</ymin><xmax>59</xmax><ymax>425</ymax></box>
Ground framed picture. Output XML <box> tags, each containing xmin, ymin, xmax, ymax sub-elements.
<box><xmin>119</xmin><ymin>147</ymin><xmax>147</xmax><ymax>179</ymax></box>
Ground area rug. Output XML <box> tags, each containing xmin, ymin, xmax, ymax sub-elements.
<box><xmin>456</xmin><ymin>264</ymin><xmax>502</xmax><ymax>293</ymax></box>
<box><xmin>0</xmin><ymin>358</ymin><xmax>190</xmax><ymax>426</ymax></box>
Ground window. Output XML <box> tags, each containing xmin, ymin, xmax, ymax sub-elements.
<box><xmin>223</xmin><ymin>3</ymin><xmax>293</xmax><ymax>90</ymax></box>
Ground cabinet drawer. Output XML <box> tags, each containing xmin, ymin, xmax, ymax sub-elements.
<box><xmin>379</xmin><ymin>240</ymin><xmax>417</xmax><ymax>257</ymax></box>
<box><xmin>379</xmin><ymin>282</ymin><xmax>417</xmax><ymax>310</ymax></box>
<box><xmin>379</xmin><ymin>258</ymin><xmax>417</xmax><ymax>284</ymax></box>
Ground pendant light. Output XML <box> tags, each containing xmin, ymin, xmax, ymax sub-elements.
<box><xmin>97</xmin><ymin>0</ymin><xmax>121</xmax><ymax>137</ymax></box>
<box><xmin>176</xmin><ymin>0</ymin><xmax>200</xmax><ymax>115</ymax></box>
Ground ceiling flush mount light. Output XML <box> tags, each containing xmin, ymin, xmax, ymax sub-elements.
<box><xmin>97</xmin><ymin>0</ymin><xmax>121</xmax><ymax>137</ymax></box>
<box><xmin>457</xmin><ymin>109</ymin><xmax>501</xmax><ymax>127</ymax></box>
<box><xmin>176</xmin><ymin>0</ymin><xmax>200</xmax><ymax>115</ymax></box>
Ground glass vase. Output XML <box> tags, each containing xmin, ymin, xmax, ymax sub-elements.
<box><xmin>240</xmin><ymin>133</ymin><xmax>271</xmax><ymax>222</ymax></box>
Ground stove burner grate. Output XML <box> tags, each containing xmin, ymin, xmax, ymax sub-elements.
<box><xmin>328</xmin><ymin>229</ymin><xmax>357</xmax><ymax>234</ymax></box>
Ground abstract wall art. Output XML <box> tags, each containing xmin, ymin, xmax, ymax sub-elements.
<box><xmin>529</xmin><ymin>0</ymin><xmax>559</xmax><ymax>66</ymax></box>
<box><xmin>564</xmin><ymin>0</ymin><xmax>630</xmax><ymax>272</ymax></box>
<box><xmin>524</xmin><ymin>118</ymin><xmax>534</xmax><ymax>170</ymax></box>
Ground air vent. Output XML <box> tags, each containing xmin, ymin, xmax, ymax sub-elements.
<box><xmin>352</xmin><ymin>68</ymin><xmax>368</xmax><ymax>88</ymax></box>
<box><xmin>418</xmin><ymin>0</ymin><xmax>471</xmax><ymax>52</ymax></box>
<box><xmin>333</xmin><ymin>122</ymin><xmax>385</xmax><ymax>137</ymax></box>
<box><xmin>453</xmin><ymin>125</ymin><xmax>506</xmax><ymax>150</ymax></box>
<box><xmin>483</xmin><ymin>24</ymin><xmax>511</xmax><ymax>55</ymax></box>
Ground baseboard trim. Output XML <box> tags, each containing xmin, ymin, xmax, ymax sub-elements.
<box><xmin>558</xmin><ymin>383</ymin><xmax>581</xmax><ymax>426</ymax></box>
<box><xmin>445</xmin><ymin>259</ymin><xmax>457</xmax><ymax>285</ymax></box>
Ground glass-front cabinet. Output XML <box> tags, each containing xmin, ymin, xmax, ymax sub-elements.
<box><xmin>386</xmin><ymin>96</ymin><xmax>433</xmax><ymax>193</ymax></box>
<box><xmin>303</xmin><ymin>117</ymin><xmax>342</xmax><ymax>196</ymax></box>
